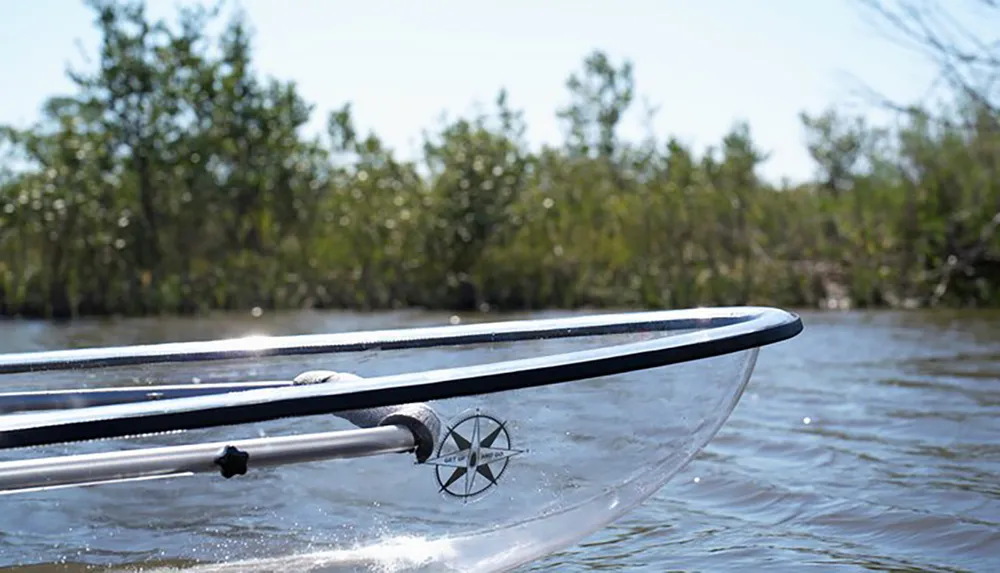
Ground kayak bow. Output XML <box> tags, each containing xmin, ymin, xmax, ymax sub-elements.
<box><xmin>0</xmin><ymin>306</ymin><xmax>802</xmax><ymax>572</ymax></box>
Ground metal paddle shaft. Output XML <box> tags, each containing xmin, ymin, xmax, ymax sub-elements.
<box><xmin>0</xmin><ymin>425</ymin><xmax>417</xmax><ymax>495</ymax></box>
<box><xmin>0</xmin><ymin>377</ymin><xmax>444</xmax><ymax>496</ymax></box>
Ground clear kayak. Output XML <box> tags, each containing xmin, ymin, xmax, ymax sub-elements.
<box><xmin>0</xmin><ymin>306</ymin><xmax>802</xmax><ymax>572</ymax></box>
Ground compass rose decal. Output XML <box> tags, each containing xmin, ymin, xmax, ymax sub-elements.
<box><xmin>424</xmin><ymin>409</ymin><xmax>524</xmax><ymax>501</ymax></box>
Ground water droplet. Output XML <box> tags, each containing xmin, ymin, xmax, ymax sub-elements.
<box><xmin>802</xmin><ymin>416</ymin><xmax>811</xmax><ymax>425</ymax></box>
<box><xmin>449</xmin><ymin>315</ymin><xmax>461</xmax><ymax>325</ymax></box>
<box><xmin>251</xmin><ymin>307</ymin><xmax>263</xmax><ymax>318</ymax></box>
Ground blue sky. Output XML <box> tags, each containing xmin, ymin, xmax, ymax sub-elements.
<box><xmin>0</xmin><ymin>0</ymin><xmax>981</xmax><ymax>183</ymax></box>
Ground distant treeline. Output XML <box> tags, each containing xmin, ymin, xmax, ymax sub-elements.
<box><xmin>1</xmin><ymin>0</ymin><xmax>999</xmax><ymax>318</ymax></box>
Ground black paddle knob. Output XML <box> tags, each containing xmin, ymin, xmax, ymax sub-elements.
<box><xmin>214</xmin><ymin>445</ymin><xmax>250</xmax><ymax>478</ymax></box>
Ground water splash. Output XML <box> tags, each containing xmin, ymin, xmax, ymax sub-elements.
<box><xmin>135</xmin><ymin>535</ymin><xmax>461</xmax><ymax>573</ymax></box>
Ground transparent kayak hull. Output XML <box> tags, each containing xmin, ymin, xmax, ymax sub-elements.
<box><xmin>0</xmin><ymin>307</ymin><xmax>802</xmax><ymax>572</ymax></box>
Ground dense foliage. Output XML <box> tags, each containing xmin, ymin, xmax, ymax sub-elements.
<box><xmin>2</xmin><ymin>0</ymin><xmax>999</xmax><ymax>318</ymax></box>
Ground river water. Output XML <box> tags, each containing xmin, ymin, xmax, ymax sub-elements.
<box><xmin>0</xmin><ymin>309</ymin><xmax>997</xmax><ymax>572</ymax></box>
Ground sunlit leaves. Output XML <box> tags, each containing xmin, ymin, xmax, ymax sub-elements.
<box><xmin>1</xmin><ymin>1</ymin><xmax>999</xmax><ymax>316</ymax></box>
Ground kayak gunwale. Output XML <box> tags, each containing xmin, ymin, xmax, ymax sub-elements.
<box><xmin>0</xmin><ymin>306</ymin><xmax>798</xmax><ymax>374</ymax></box>
<box><xmin>0</xmin><ymin>307</ymin><xmax>802</xmax><ymax>450</ymax></box>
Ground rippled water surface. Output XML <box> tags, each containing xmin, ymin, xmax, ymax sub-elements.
<box><xmin>0</xmin><ymin>309</ymin><xmax>997</xmax><ymax>572</ymax></box>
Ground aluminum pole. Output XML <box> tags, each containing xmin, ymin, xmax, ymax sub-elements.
<box><xmin>0</xmin><ymin>425</ymin><xmax>416</xmax><ymax>495</ymax></box>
